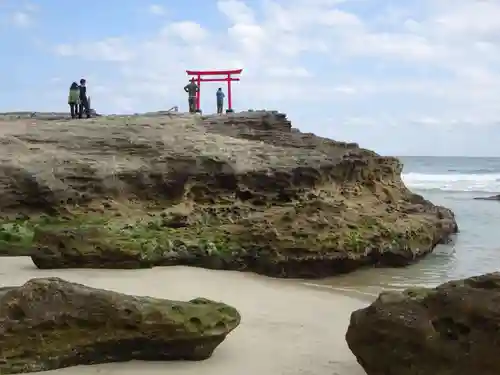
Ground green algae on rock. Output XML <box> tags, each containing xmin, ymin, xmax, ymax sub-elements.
<box><xmin>0</xmin><ymin>215</ymin><xmax>102</xmax><ymax>256</ymax></box>
<box><xmin>0</xmin><ymin>277</ymin><xmax>241</xmax><ymax>374</ymax></box>
<box><xmin>0</xmin><ymin>221</ymin><xmax>35</xmax><ymax>256</ymax></box>
<box><xmin>0</xmin><ymin>111</ymin><xmax>458</xmax><ymax>277</ymax></box>
<box><xmin>346</xmin><ymin>272</ymin><xmax>500</xmax><ymax>375</ymax></box>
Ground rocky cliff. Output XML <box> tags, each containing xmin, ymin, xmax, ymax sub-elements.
<box><xmin>0</xmin><ymin>111</ymin><xmax>458</xmax><ymax>277</ymax></box>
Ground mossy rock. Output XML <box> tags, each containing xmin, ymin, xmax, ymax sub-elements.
<box><xmin>11</xmin><ymin>201</ymin><xmax>450</xmax><ymax>277</ymax></box>
<box><xmin>0</xmin><ymin>277</ymin><xmax>241</xmax><ymax>374</ymax></box>
<box><xmin>29</xmin><ymin>214</ymin><xmax>250</xmax><ymax>269</ymax></box>
<box><xmin>0</xmin><ymin>193</ymin><xmax>454</xmax><ymax>278</ymax></box>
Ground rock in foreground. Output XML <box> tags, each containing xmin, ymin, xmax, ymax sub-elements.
<box><xmin>0</xmin><ymin>111</ymin><xmax>457</xmax><ymax>277</ymax></box>
<box><xmin>0</xmin><ymin>277</ymin><xmax>240</xmax><ymax>374</ymax></box>
<box><xmin>346</xmin><ymin>272</ymin><xmax>500</xmax><ymax>375</ymax></box>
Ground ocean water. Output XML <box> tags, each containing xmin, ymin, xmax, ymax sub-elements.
<box><xmin>310</xmin><ymin>156</ymin><xmax>500</xmax><ymax>298</ymax></box>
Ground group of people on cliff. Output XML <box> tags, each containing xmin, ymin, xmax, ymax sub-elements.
<box><xmin>184</xmin><ymin>78</ymin><xmax>226</xmax><ymax>114</ymax></box>
<box><xmin>68</xmin><ymin>79</ymin><xmax>91</xmax><ymax>119</ymax></box>
<box><xmin>67</xmin><ymin>77</ymin><xmax>226</xmax><ymax>118</ymax></box>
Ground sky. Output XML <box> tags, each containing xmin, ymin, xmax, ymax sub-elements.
<box><xmin>2</xmin><ymin>0</ymin><xmax>500</xmax><ymax>156</ymax></box>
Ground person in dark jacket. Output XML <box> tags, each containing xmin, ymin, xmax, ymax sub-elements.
<box><xmin>68</xmin><ymin>82</ymin><xmax>80</xmax><ymax>119</ymax></box>
<box><xmin>78</xmin><ymin>78</ymin><xmax>91</xmax><ymax>119</ymax></box>
<box><xmin>184</xmin><ymin>78</ymin><xmax>199</xmax><ymax>113</ymax></box>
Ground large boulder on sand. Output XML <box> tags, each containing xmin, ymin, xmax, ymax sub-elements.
<box><xmin>346</xmin><ymin>272</ymin><xmax>500</xmax><ymax>375</ymax></box>
<box><xmin>0</xmin><ymin>277</ymin><xmax>240</xmax><ymax>374</ymax></box>
<box><xmin>0</xmin><ymin>111</ymin><xmax>457</xmax><ymax>277</ymax></box>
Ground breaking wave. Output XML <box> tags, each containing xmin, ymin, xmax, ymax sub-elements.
<box><xmin>402</xmin><ymin>172</ymin><xmax>500</xmax><ymax>193</ymax></box>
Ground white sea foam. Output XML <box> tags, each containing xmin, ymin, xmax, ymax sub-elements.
<box><xmin>402</xmin><ymin>172</ymin><xmax>500</xmax><ymax>193</ymax></box>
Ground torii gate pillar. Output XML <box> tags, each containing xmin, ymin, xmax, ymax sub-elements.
<box><xmin>186</xmin><ymin>69</ymin><xmax>243</xmax><ymax>113</ymax></box>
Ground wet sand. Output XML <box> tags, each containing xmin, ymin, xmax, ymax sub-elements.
<box><xmin>0</xmin><ymin>257</ymin><xmax>367</xmax><ymax>375</ymax></box>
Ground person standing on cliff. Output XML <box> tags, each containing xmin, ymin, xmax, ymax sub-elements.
<box><xmin>78</xmin><ymin>78</ymin><xmax>91</xmax><ymax>119</ymax></box>
<box><xmin>184</xmin><ymin>78</ymin><xmax>199</xmax><ymax>113</ymax></box>
<box><xmin>216</xmin><ymin>88</ymin><xmax>225</xmax><ymax>115</ymax></box>
<box><xmin>68</xmin><ymin>82</ymin><xmax>80</xmax><ymax>119</ymax></box>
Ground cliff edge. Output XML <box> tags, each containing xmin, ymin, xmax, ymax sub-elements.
<box><xmin>0</xmin><ymin>111</ymin><xmax>458</xmax><ymax>277</ymax></box>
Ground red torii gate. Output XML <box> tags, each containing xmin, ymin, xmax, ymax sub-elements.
<box><xmin>186</xmin><ymin>69</ymin><xmax>243</xmax><ymax>113</ymax></box>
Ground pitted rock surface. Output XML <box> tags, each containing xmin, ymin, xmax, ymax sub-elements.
<box><xmin>0</xmin><ymin>111</ymin><xmax>457</xmax><ymax>277</ymax></box>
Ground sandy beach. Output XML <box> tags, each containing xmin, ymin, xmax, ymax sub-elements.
<box><xmin>0</xmin><ymin>257</ymin><xmax>367</xmax><ymax>375</ymax></box>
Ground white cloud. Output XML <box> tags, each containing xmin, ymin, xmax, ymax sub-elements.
<box><xmin>167</xmin><ymin>21</ymin><xmax>208</xmax><ymax>43</ymax></box>
<box><xmin>265</xmin><ymin>66</ymin><xmax>312</xmax><ymax>78</ymax></box>
<box><xmin>333</xmin><ymin>86</ymin><xmax>357</xmax><ymax>94</ymax></box>
<box><xmin>54</xmin><ymin>38</ymin><xmax>134</xmax><ymax>62</ymax></box>
<box><xmin>54</xmin><ymin>44</ymin><xmax>74</xmax><ymax>56</ymax></box>
<box><xmin>217</xmin><ymin>0</ymin><xmax>256</xmax><ymax>24</ymax></box>
<box><xmin>11</xmin><ymin>11</ymin><xmax>32</xmax><ymax>27</ymax></box>
<box><xmin>318</xmin><ymin>8</ymin><xmax>362</xmax><ymax>27</ymax></box>
<box><xmin>47</xmin><ymin>0</ymin><xmax>500</xmax><ymax>154</ymax></box>
<box><xmin>8</xmin><ymin>3</ymin><xmax>38</xmax><ymax>27</ymax></box>
<box><xmin>227</xmin><ymin>23</ymin><xmax>266</xmax><ymax>55</ymax></box>
<box><xmin>430</xmin><ymin>1</ymin><xmax>500</xmax><ymax>37</ymax></box>
<box><xmin>148</xmin><ymin>4</ymin><xmax>166</xmax><ymax>16</ymax></box>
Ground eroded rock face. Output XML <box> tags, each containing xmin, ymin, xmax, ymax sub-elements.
<box><xmin>0</xmin><ymin>111</ymin><xmax>457</xmax><ymax>276</ymax></box>
<box><xmin>346</xmin><ymin>273</ymin><xmax>500</xmax><ymax>375</ymax></box>
<box><xmin>0</xmin><ymin>277</ymin><xmax>240</xmax><ymax>374</ymax></box>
